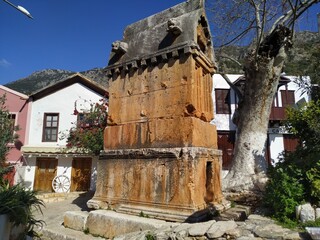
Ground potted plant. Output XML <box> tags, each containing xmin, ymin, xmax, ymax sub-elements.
<box><xmin>0</xmin><ymin>167</ymin><xmax>44</xmax><ymax>240</ymax></box>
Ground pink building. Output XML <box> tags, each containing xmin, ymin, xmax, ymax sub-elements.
<box><xmin>0</xmin><ymin>85</ymin><xmax>29</xmax><ymax>164</ymax></box>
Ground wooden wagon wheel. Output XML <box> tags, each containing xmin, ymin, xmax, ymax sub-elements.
<box><xmin>52</xmin><ymin>175</ymin><xmax>71</xmax><ymax>193</ymax></box>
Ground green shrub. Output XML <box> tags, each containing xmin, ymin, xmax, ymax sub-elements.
<box><xmin>0</xmin><ymin>176</ymin><xmax>44</xmax><ymax>238</ymax></box>
<box><xmin>264</xmin><ymin>100</ymin><xmax>320</xmax><ymax>223</ymax></box>
<box><xmin>264</xmin><ymin>163</ymin><xmax>304</xmax><ymax>222</ymax></box>
<box><xmin>306</xmin><ymin>161</ymin><xmax>320</xmax><ymax>201</ymax></box>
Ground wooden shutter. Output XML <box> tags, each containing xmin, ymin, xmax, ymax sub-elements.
<box><xmin>281</xmin><ymin>90</ymin><xmax>295</xmax><ymax>107</ymax></box>
<box><xmin>217</xmin><ymin>131</ymin><xmax>235</xmax><ymax>170</ymax></box>
<box><xmin>283</xmin><ymin>134</ymin><xmax>299</xmax><ymax>152</ymax></box>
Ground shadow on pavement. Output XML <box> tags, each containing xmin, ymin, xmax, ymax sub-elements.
<box><xmin>71</xmin><ymin>191</ymin><xmax>95</xmax><ymax>211</ymax></box>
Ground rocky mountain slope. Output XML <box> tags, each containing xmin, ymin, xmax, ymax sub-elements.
<box><xmin>5</xmin><ymin>68</ymin><xmax>108</xmax><ymax>95</ymax></box>
<box><xmin>4</xmin><ymin>31</ymin><xmax>319</xmax><ymax>95</ymax></box>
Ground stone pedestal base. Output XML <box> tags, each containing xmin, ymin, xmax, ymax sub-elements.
<box><xmin>87</xmin><ymin>147</ymin><xmax>226</xmax><ymax>222</ymax></box>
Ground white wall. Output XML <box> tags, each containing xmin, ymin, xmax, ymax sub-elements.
<box><xmin>17</xmin><ymin>157</ymin><xmax>37</xmax><ymax>190</ymax></box>
<box><xmin>27</xmin><ymin>83</ymin><xmax>103</xmax><ymax>147</ymax></box>
<box><xmin>268</xmin><ymin>134</ymin><xmax>285</xmax><ymax>165</ymax></box>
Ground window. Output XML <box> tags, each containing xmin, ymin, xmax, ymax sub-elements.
<box><xmin>215</xmin><ymin>89</ymin><xmax>231</xmax><ymax>114</ymax></box>
<box><xmin>42</xmin><ymin>113</ymin><xmax>59</xmax><ymax>142</ymax></box>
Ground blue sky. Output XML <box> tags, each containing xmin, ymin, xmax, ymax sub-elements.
<box><xmin>0</xmin><ymin>1</ymin><xmax>319</xmax><ymax>85</ymax></box>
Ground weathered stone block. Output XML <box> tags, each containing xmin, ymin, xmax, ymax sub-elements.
<box><xmin>91</xmin><ymin>147</ymin><xmax>222</xmax><ymax>221</ymax></box>
<box><xmin>63</xmin><ymin>211</ymin><xmax>89</xmax><ymax>232</ymax></box>
<box><xmin>300</xmin><ymin>203</ymin><xmax>315</xmax><ymax>223</ymax></box>
<box><xmin>173</xmin><ymin>223</ymin><xmax>193</xmax><ymax>234</ymax></box>
<box><xmin>107</xmin><ymin>57</ymin><xmax>214</xmax><ymax>126</ymax></box>
<box><xmin>316</xmin><ymin>208</ymin><xmax>320</xmax><ymax>220</ymax></box>
<box><xmin>85</xmin><ymin>210</ymin><xmax>168</xmax><ymax>239</ymax></box>
<box><xmin>306</xmin><ymin>227</ymin><xmax>320</xmax><ymax>240</ymax></box>
<box><xmin>104</xmin><ymin>117</ymin><xmax>217</xmax><ymax>150</ymax></box>
<box><xmin>253</xmin><ymin>224</ymin><xmax>292</xmax><ymax>239</ymax></box>
<box><xmin>188</xmin><ymin>220</ymin><xmax>215</xmax><ymax>236</ymax></box>
<box><xmin>206</xmin><ymin>221</ymin><xmax>237</xmax><ymax>239</ymax></box>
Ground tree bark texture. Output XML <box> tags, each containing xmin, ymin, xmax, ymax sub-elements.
<box><xmin>223</xmin><ymin>26</ymin><xmax>291</xmax><ymax>192</ymax></box>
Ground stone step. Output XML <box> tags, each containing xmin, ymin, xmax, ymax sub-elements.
<box><xmin>216</xmin><ymin>205</ymin><xmax>252</xmax><ymax>221</ymax></box>
<box><xmin>64</xmin><ymin>211</ymin><xmax>89</xmax><ymax>232</ymax></box>
<box><xmin>41</xmin><ymin>225</ymin><xmax>105</xmax><ymax>240</ymax></box>
<box><xmin>117</xmin><ymin>204</ymin><xmax>200</xmax><ymax>222</ymax></box>
<box><xmin>63</xmin><ymin>210</ymin><xmax>172</xmax><ymax>239</ymax></box>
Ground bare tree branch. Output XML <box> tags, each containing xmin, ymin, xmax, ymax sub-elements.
<box><xmin>220</xmin><ymin>73</ymin><xmax>244</xmax><ymax>100</ymax></box>
<box><xmin>269</xmin><ymin>0</ymin><xmax>319</xmax><ymax>34</ymax></box>
<box><xmin>216</xmin><ymin>55</ymin><xmax>244</xmax><ymax>99</ymax></box>
<box><xmin>215</xmin><ymin>21</ymin><xmax>257</xmax><ymax>47</ymax></box>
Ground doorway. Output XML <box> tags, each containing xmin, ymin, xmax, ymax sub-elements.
<box><xmin>71</xmin><ymin>157</ymin><xmax>92</xmax><ymax>191</ymax></box>
<box><xmin>34</xmin><ymin>158</ymin><xmax>58</xmax><ymax>192</ymax></box>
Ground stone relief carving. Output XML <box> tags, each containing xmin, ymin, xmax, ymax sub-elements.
<box><xmin>111</xmin><ymin>41</ymin><xmax>128</xmax><ymax>53</ymax></box>
<box><xmin>167</xmin><ymin>18</ymin><xmax>183</xmax><ymax>35</ymax></box>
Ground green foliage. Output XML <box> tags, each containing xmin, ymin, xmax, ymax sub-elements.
<box><xmin>286</xmin><ymin>100</ymin><xmax>320</xmax><ymax>149</ymax></box>
<box><xmin>306</xmin><ymin>162</ymin><xmax>320</xmax><ymax>200</ymax></box>
<box><xmin>301</xmin><ymin>218</ymin><xmax>320</xmax><ymax>228</ymax></box>
<box><xmin>0</xmin><ymin>94</ymin><xmax>19</xmax><ymax>165</ymax></box>
<box><xmin>0</xmin><ymin>178</ymin><xmax>44</xmax><ymax>238</ymax></box>
<box><xmin>139</xmin><ymin>211</ymin><xmax>149</xmax><ymax>218</ymax></box>
<box><xmin>83</xmin><ymin>228</ymin><xmax>89</xmax><ymax>234</ymax></box>
<box><xmin>0</xmin><ymin>96</ymin><xmax>44</xmax><ymax>238</ymax></box>
<box><xmin>145</xmin><ymin>232</ymin><xmax>156</xmax><ymax>240</ymax></box>
<box><xmin>62</xmin><ymin>97</ymin><xmax>108</xmax><ymax>155</ymax></box>
<box><xmin>264</xmin><ymin>100</ymin><xmax>320</xmax><ymax>223</ymax></box>
<box><xmin>264</xmin><ymin>164</ymin><xmax>304</xmax><ymax>222</ymax></box>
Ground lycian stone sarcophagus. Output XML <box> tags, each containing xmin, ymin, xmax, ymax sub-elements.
<box><xmin>88</xmin><ymin>0</ymin><xmax>225</xmax><ymax>222</ymax></box>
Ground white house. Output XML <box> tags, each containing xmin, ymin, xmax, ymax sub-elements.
<box><xmin>211</xmin><ymin>74</ymin><xmax>310</xmax><ymax>170</ymax></box>
<box><xmin>19</xmin><ymin>74</ymin><xmax>107</xmax><ymax>193</ymax></box>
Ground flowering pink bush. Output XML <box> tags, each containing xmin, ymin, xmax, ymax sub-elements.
<box><xmin>65</xmin><ymin>96</ymin><xmax>108</xmax><ymax>155</ymax></box>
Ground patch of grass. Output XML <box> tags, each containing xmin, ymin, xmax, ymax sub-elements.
<box><xmin>139</xmin><ymin>211</ymin><xmax>149</xmax><ymax>218</ymax></box>
<box><xmin>145</xmin><ymin>232</ymin><xmax>155</xmax><ymax>240</ymax></box>
<box><xmin>273</xmin><ymin>216</ymin><xmax>320</xmax><ymax>231</ymax></box>
<box><xmin>83</xmin><ymin>228</ymin><xmax>89</xmax><ymax>234</ymax></box>
<box><xmin>274</xmin><ymin>217</ymin><xmax>299</xmax><ymax>230</ymax></box>
<box><xmin>301</xmin><ymin>218</ymin><xmax>320</xmax><ymax>228</ymax></box>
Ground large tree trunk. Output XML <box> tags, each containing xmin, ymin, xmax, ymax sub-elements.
<box><xmin>223</xmin><ymin>26</ymin><xmax>291</xmax><ymax>192</ymax></box>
